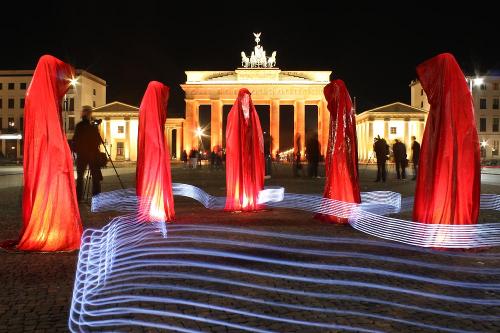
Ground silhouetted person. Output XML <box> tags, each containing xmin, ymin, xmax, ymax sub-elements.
<box><xmin>306</xmin><ymin>133</ymin><xmax>321</xmax><ymax>178</ymax></box>
<box><xmin>393</xmin><ymin>139</ymin><xmax>407</xmax><ymax>180</ymax></box>
<box><xmin>373</xmin><ymin>136</ymin><xmax>389</xmax><ymax>182</ymax></box>
<box><xmin>73</xmin><ymin>106</ymin><xmax>102</xmax><ymax>201</ymax></box>
<box><xmin>293</xmin><ymin>134</ymin><xmax>303</xmax><ymax>177</ymax></box>
<box><xmin>181</xmin><ymin>150</ymin><xmax>188</xmax><ymax>168</ymax></box>
<box><xmin>210</xmin><ymin>150</ymin><xmax>216</xmax><ymax>169</ymax></box>
<box><xmin>411</xmin><ymin>136</ymin><xmax>420</xmax><ymax>180</ymax></box>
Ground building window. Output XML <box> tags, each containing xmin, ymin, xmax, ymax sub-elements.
<box><xmin>20</xmin><ymin>117</ymin><xmax>23</xmax><ymax>131</ymax></box>
<box><xmin>480</xmin><ymin>84</ymin><xmax>487</xmax><ymax>90</ymax></box>
<box><xmin>69</xmin><ymin>117</ymin><xmax>75</xmax><ymax>131</ymax></box>
<box><xmin>8</xmin><ymin>98</ymin><xmax>14</xmax><ymax>109</ymax></box>
<box><xmin>494</xmin><ymin>83</ymin><xmax>499</xmax><ymax>90</ymax></box>
<box><xmin>0</xmin><ymin>118</ymin><xmax>2</xmax><ymax>129</ymax></box>
<box><xmin>93</xmin><ymin>101</ymin><xmax>96</xmax><ymax>108</ymax></box>
<box><xmin>420</xmin><ymin>101</ymin><xmax>423</xmax><ymax>108</ymax></box>
<box><xmin>20</xmin><ymin>98</ymin><xmax>25</xmax><ymax>108</ymax></box>
<box><xmin>493</xmin><ymin>118</ymin><xmax>499</xmax><ymax>132</ymax></box>
<box><xmin>8</xmin><ymin>83</ymin><xmax>14</xmax><ymax>90</ymax></box>
<box><xmin>481</xmin><ymin>146</ymin><xmax>487</xmax><ymax>158</ymax></box>
<box><xmin>493</xmin><ymin>141</ymin><xmax>499</xmax><ymax>156</ymax></box>
<box><xmin>20</xmin><ymin>83</ymin><xmax>26</xmax><ymax>90</ymax></box>
<box><xmin>480</xmin><ymin>118</ymin><xmax>487</xmax><ymax>132</ymax></box>
<box><xmin>0</xmin><ymin>99</ymin><xmax>2</xmax><ymax>109</ymax></box>
<box><xmin>420</xmin><ymin>89</ymin><xmax>424</xmax><ymax>96</ymax></box>
<box><xmin>0</xmin><ymin>83</ymin><xmax>2</xmax><ymax>90</ymax></box>
<box><xmin>390</xmin><ymin>127</ymin><xmax>397</xmax><ymax>134</ymax></box>
<box><xmin>493</xmin><ymin>98</ymin><xmax>499</xmax><ymax>110</ymax></box>
<box><xmin>69</xmin><ymin>98</ymin><xmax>74</xmax><ymax>111</ymax></box>
<box><xmin>480</xmin><ymin>98</ymin><xmax>487</xmax><ymax>109</ymax></box>
<box><xmin>117</xmin><ymin>125</ymin><xmax>124</xmax><ymax>134</ymax></box>
<box><xmin>116</xmin><ymin>142</ymin><xmax>124</xmax><ymax>156</ymax></box>
<box><xmin>93</xmin><ymin>88</ymin><xmax>96</xmax><ymax>96</ymax></box>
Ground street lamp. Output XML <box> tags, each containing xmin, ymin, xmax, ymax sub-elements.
<box><xmin>69</xmin><ymin>76</ymin><xmax>79</xmax><ymax>87</ymax></box>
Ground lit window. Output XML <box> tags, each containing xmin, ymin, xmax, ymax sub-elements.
<box><xmin>390</xmin><ymin>127</ymin><xmax>397</xmax><ymax>134</ymax></box>
<box><xmin>116</xmin><ymin>142</ymin><xmax>124</xmax><ymax>156</ymax></box>
<box><xmin>493</xmin><ymin>141</ymin><xmax>499</xmax><ymax>156</ymax></box>
<box><xmin>8</xmin><ymin>117</ymin><xmax>15</xmax><ymax>128</ymax></box>
<box><xmin>480</xmin><ymin>98</ymin><xmax>487</xmax><ymax>109</ymax></box>
<box><xmin>117</xmin><ymin>126</ymin><xmax>124</xmax><ymax>134</ymax></box>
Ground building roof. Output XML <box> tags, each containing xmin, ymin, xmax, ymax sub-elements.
<box><xmin>356</xmin><ymin>102</ymin><xmax>427</xmax><ymax>121</ymax></box>
<box><xmin>0</xmin><ymin>69</ymin><xmax>106</xmax><ymax>85</ymax></box>
<box><xmin>92</xmin><ymin>101</ymin><xmax>139</xmax><ymax>114</ymax></box>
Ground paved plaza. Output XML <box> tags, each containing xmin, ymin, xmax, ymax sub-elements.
<box><xmin>1</xmin><ymin>163</ymin><xmax>500</xmax><ymax>332</ymax></box>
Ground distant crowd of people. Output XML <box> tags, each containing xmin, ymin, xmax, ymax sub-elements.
<box><xmin>373</xmin><ymin>135</ymin><xmax>420</xmax><ymax>182</ymax></box>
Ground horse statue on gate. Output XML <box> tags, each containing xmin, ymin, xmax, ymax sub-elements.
<box><xmin>267</xmin><ymin>51</ymin><xmax>277</xmax><ymax>68</ymax></box>
<box><xmin>241</xmin><ymin>52</ymin><xmax>250</xmax><ymax>68</ymax></box>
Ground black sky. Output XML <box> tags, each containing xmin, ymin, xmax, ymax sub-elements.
<box><xmin>2</xmin><ymin>1</ymin><xmax>499</xmax><ymax>118</ymax></box>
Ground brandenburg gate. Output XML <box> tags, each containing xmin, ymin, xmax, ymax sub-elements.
<box><xmin>180</xmin><ymin>33</ymin><xmax>332</xmax><ymax>158</ymax></box>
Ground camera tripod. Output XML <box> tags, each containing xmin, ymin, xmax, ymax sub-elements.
<box><xmin>82</xmin><ymin>133</ymin><xmax>125</xmax><ymax>202</ymax></box>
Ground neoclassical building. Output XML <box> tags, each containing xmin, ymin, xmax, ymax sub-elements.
<box><xmin>356</xmin><ymin>102</ymin><xmax>428</xmax><ymax>162</ymax></box>
<box><xmin>92</xmin><ymin>101</ymin><xmax>184</xmax><ymax>161</ymax></box>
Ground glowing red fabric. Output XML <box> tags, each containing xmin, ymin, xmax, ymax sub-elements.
<box><xmin>19</xmin><ymin>55</ymin><xmax>82</xmax><ymax>251</ymax></box>
<box><xmin>316</xmin><ymin>80</ymin><xmax>360</xmax><ymax>223</ymax></box>
<box><xmin>413</xmin><ymin>53</ymin><xmax>480</xmax><ymax>225</ymax></box>
<box><xmin>136</xmin><ymin>81</ymin><xmax>175</xmax><ymax>222</ymax></box>
<box><xmin>225</xmin><ymin>88</ymin><xmax>265</xmax><ymax>211</ymax></box>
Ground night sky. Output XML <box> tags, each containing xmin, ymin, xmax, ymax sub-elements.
<box><xmin>2</xmin><ymin>2</ymin><xmax>499</xmax><ymax>148</ymax></box>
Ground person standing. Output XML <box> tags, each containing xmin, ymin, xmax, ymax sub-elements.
<box><xmin>411</xmin><ymin>136</ymin><xmax>420</xmax><ymax>180</ymax></box>
<box><xmin>393</xmin><ymin>139</ymin><xmax>407</xmax><ymax>180</ymax></box>
<box><xmin>73</xmin><ymin>105</ymin><xmax>103</xmax><ymax>201</ymax></box>
<box><xmin>373</xmin><ymin>136</ymin><xmax>389</xmax><ymax>182</ymax></box>
<box><xmin>306</xmin><ymin>133</ymin><xmax>320</xmax><ymax>178</ymax></box>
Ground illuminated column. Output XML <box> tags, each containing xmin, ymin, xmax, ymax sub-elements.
<box><xmin>294</xmin><ymin>99</ymin><xmax>305</xmax><ymax>158</ymax></box>
<box><xmin>125</xmin><ymin>117</ymin><xmax>130</xmax><ymax>160</ymax></box>
<box><xmin>320</xmin><ymin>99</ymin><xmax>330</xmax><ymax>157</ymax></box>
<box><xmin>270</xmin><ymin>99</ymin><xmax>280</xmax><ymax>155</ymax></box>
<box><xmin>184</xmin><ymin>100</ymin><xmax>199</xmax><ymax>152</ymax></box>
<box><xmin>384</xmin><ymin>118</ymin><xmax>389</xmax><ymax>140</ymax></box>
<box><xmin>404</xmin><ymin>118</ymin><xmax>410</xmax><ymax>156</ymax></box>
<box><xmin>368</xmin><ymin>120</ymin><xmax>374</xmax><ymax>161</ymax></box>
<box><xmin>210</xmin><ymin>99</ymin><xmax>223</xmax><ymax>150</ymax></box>
<box><xmin>16</xmin><ymin>140</ymin><xmax>21</xmax><ymax>159</ymax></box>
<box><xmin>105</xmin><ymin>117</ymin><xmax>111</xmax><ymax>158</ymax></box>
<box><xmin>176</xmin><ymin>127</ymin><xmax>181</xmax><ymax>160</ymax></box>
<box><xmin>419</xmin><ymin>119</ymin><xmax>425</xmax><ymax>141</ymax></box>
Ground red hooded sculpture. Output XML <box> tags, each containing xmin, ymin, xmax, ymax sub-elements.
<box><xmin>136</xmin><ymin>81</ymin><xmax>175</xmax><ymax>222</ymax></box>
<box><xmin>316</xmin><ymin>80</ymin><xmax>361</xmax><ymax>223</ymax></box>
<box><xmin>413</xmin><ymin>53</ymin><xmax>480</xmax><ymax>225</ymax></box>
<box><xmin>225</xmin><ymin>88</ymin><xmax>265</xmax><ymax>211</ymax></box>
<box><xmin>18</xmin><ymin>55</ymin><xmax>82</xmax><ymax>251</ymax></box>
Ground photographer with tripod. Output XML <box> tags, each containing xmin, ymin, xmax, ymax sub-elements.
<box><xmin>72</xmin><ymin>105</ymin><xmax>103</xmax><ymax>202</ymax></box>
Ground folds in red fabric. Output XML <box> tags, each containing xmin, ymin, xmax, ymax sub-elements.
<box><xmin>136</xmin><ymin>81</ymin><xmax>175</xmax><ymax>222</ymax></box>
<box><xmin>316</xmin><ymin>80</ymin><xmax>361</xmax><ymax>224</ymax></box>
<box><xmin>225</xmin><ymin>88</ymin><xmax>265</xmax><ymax>211</ymax></box>
<box><xmin>10</xmin><ymin>55</ymin><xmax>82</xmax><ymax>251</ymax></box>
<box><xmin>413</xmin><ymin>53</ymin><xmax>480</xmax><ymax>225</ymax></box>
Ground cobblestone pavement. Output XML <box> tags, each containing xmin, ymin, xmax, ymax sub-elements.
<box><xmin>1</xmin><ymin>163</ymin><xmax>499</xmax><ymax>332</ymax></box>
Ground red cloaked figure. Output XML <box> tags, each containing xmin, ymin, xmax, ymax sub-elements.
<box><xmin>19</xmin><ymin>55</ymin><xmax>82</xmax><ymax>251</ymax></box>
<box><xmin>136</xmin><ymin>81</ymin><xmax>175</xmax><ymax>222</ymax></box>
<box><xmin>316</xmin><ymin>80</ymin><xmax>361</xmax><ymax>223</ymax></box>
<box><xmin>225</xmin><ymin>88</ymin><xmax>265</xmax><ymax>211</ymax></box>
<box><xmin>413</xmin><ymin>53</ymin><xmax>480</xmax><ymax>225</ymax></box>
